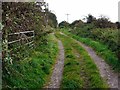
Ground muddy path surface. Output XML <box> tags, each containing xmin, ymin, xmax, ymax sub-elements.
<box><xmin>47</xmin><ymin>39</ymin><xmax>65</xmax><ymax>88</ymax></box>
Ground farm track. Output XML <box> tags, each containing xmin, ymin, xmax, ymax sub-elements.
<box><xmin>59</xmin><ymin>32</ymin><xmax>118</xmax><ymax>88</ymax></box>
<box><xmin>47</xmin><ymin>37</ymin><xmax>65</xmax><ymax>88</ymax></box>
<box><xmin>46</xmin><ymin>32</ymin><xmax>118</xmax><ymax>88</ymax></box>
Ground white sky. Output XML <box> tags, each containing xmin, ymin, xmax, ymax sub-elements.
<box><xmin>46</xmin><ymin>0</ymin><xmax>119</xmax><ymax>23</ymax></box>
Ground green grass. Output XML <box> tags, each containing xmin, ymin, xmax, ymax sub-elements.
<box><xmin>3</xmin><ymin>33</ymin><xmax>59</xmax><ymax>88</ymax></box>
<box><xmin>55</xmin><ymin>32</ymin><xmax>107</xmax><ymax>88</ymax></box>
<box><xmin>61</xmin><ymin>29</ymin><xmax>120</xmax><ymax>72</ymax></box>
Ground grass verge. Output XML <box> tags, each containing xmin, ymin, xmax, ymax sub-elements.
<box><xmin>3</xmin><ymin>33</ymin><xmax>58</xmax><ymax>88</ymax></box>
<box><xmin>55</xmin><ymin>32</ymin><xmax>107</xmax><ymax>88</ymax></box>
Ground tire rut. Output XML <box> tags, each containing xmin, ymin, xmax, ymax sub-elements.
<box><xmin>76</xmin><ymin>40</ymin><xmax>118</xmax><ymax>88</ymax></box>
<box><xmin>47</xmin><ymin>39</ymin><xmax>65</xmax><ymax>88</ymax></box>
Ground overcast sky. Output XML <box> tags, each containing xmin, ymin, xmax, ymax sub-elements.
<box><xmin>46</xmin><ymin>0</ymin><xmax>119</xmax><ymax>23</ymax></box>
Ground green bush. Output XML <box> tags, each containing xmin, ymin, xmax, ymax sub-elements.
<box><xmin>70</xmin><ymin>25</ymin><xmax>119</xmax><ymax>56</ymax></box>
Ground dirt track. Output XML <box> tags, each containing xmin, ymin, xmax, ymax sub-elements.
<box><xmin>47</xmin><ymin>39</ymin><xmax>65</xmax><ymax>88</ymax></box>
<box><xmin>47</xmin><ymin>32</ymin><xmax>118</xmax><ymax>88</ymax></box>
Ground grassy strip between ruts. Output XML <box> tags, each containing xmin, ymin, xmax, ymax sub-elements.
<box><xmin>3</xmin><ymin>33</ymin><xmax>59</xmax><ymax>88</ymax></box>
<box><xmin>55</xmin><ymin>32</ymin><xmax>108</xmax><ymax>88</ymax></box>
<box><xmin>61</xmin><ymin>29</ymin><xmax>120</xmax><ymax>72</ymax></box>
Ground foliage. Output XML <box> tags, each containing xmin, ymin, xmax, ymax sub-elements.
<box><xmin>48</xmin><ymin>12</ymin><xmax>58</xmax><ymax>28</ymax></box>
<box><xmin>85</xmin><ymin>14</ymin><xmax>117</xmax><ymax>28</ymax></box>
<box><xmin>2</xmin><ymin>2</ymin><xmax>58</xmax><ymax>53</ymax></box>
<box><xmin>67</xmin><ymin>15</ymin><xmax>119</xmax><ymax>60</ymax></box>
<box><xmin>93</xmin><ymin>17</ymin><xmax>117</xmax><ymax>28</ymax></box>
<box><xmin>70</xmin><ymin>23</ymin><xmax>95</xmax><ymax>37</ymax></box>
<box><xmin>59</xmin><ymin>21</ymin><xmax>70</xmax><ymax>28</ymax></box>
<box><xmin>70</xmin><ymin>25</ymin><xmax>119</xmax><ymax>56</ymax></box>
<box><xmin>116</xmin><ymin>22</ymin><xmax>120</xmax><ymax>29</ymax></box>
<box><xmin>86</xmin><ymin>14</ymin><xmax>96</xmax><ymax>24</ymax></box>
<box><xmin>2</xmin><ymin>2</ymin><xmax>58</xmax><ymax>65</ymax></box>
<box><xmin>0</xmin><ymin>22</ymin><xmax>4</xmax><ymax>30</ymax></box>
<box><xmin>69</xmin><ymin>19</ymin><xmax>84</xmax><ymax>29</ymax></box>
<box><xmin>2</xmin><ymin>2</ymin><xmax>58</xmax><ymax>88</ymax></box>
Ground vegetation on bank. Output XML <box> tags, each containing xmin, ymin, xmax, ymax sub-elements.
<box><xmin>55</xmin><ymin>32</ymin><xmax>107</xmax><ymax>88</ymax></box>
<box><xmin>61</xmin><ymin>29</ymin><xmax>120</xmax><ymax>72</ymax></box>
<box><xmin>2</xmin><ymin>2</ymin><xmax>58</xmax><ymax>62</ymax></box>
<box><xmin>3</xmin><ymin>34</ymin><xmax>58</xmax><ymax>88</ymax></box>
<box><xmin>2</xmin><ymin>2</ymin><xmax>58</xmax><ymax>88</ymax></box>
<box><xmin>70</xmin><ymin>25</ymin><xmax>119</xmax><ymax>55</ymax></box>
<box><xmin>58</xmin><ymin>14</ymin><xmax>119</xmax><ymax>58</ymax></box>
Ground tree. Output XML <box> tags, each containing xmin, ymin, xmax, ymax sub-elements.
<box><xmin>48</xmin><ymin>12</ymin><xmax>58</xmax><ymax>28</ymax></box>
<box><xmin>86</xmin><ymin>14</ymin><xmax>96</xmax><ymax>23</ymax></box>
<box><xmin>94</xmin><ymin>15</ymin><xmax>117</xmax><ymax>28</ymax></box>
<box><xmin>59</xmin><ymin>21</ymin><xmax>70</xmax><ymax>28</ymax></box>
<box><xmin>116</xmin><ymin>22</ymin><xmax>120</xmax><ymax>29</ymax></box>
<box><xmin>70</xmin><ymin>19</ymin><xmax>84</xmax><ymax>28</ymax></box>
